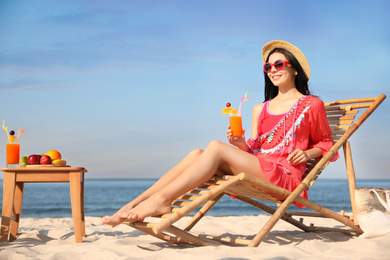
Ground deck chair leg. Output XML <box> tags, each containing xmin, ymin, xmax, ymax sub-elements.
<box><xmin>128</xmin><ymin>222</ymin><xmax>188</xmax><ymax>245</ymax></box>
<box><xmin>248</xmin><ymin>180</ymin><xmax>310</xmax><ymax>247</ymax></box>
<box><xmin>237</xmin><ymin>196</ymin><xmax>309</xmax><ymax>232</ymax></box>
<box><xmin>343</xmin><ymin>141</ymin><xmax>358</xmax><ymax>226</ymax></box>
<box><xmin>183</xmin><ymin>193</ymin><xmax>224</xmax><ymax>231</ymax></box>
<box><xmin>166</xmin><ymin>225</ymin><xmax>221</xmax><ymax>247</ymax></box>
<box><xmin>249</xmin><ymin>205</ymin><xmax>287</xmax><ymax>247</ymax></box>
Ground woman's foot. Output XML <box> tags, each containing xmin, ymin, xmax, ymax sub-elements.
<box><xmin>100</xmin><ymin>201</ymin><xmax>137</xmax><ymax>227</ymax></box>
<box><xmin>121</xmin><ymin>195</ymin><xmax>172</xmax><ymax>222</ymax></box>
<box><xmin>100</xmin><ymin>212</ymin><xmax>126</xmax><ymax>227</ymax></box>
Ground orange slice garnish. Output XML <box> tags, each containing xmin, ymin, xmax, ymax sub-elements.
<box><xmin>221</xmin><ymin>107</ymin><xmax>238</xmax><ymax>115</ymax></box>
<box><xmin>9</xmin><ymin>136</ymin><xmax>15</xmax><ymax>144</ymax></box>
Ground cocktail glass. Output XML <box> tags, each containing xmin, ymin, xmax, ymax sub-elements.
<box><xmin>6</xmin><ymin>143</ymin><xmax>20</xmax><ymax>167</ymax></box>
<box><xmin>229</xmin><ymin>113</ymin><xmax>242</xmax><ymax>137</ymax></box>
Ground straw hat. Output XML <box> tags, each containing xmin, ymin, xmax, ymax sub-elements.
<box><xmin>261</xmin><ymin>40</ymin><xmax>311</xmax><ymax>80</ymax></box>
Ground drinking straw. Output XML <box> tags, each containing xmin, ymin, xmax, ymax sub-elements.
<box><xmin>16</xmin><ymin>129</ymin><xmax>27</xmax><ymax>144</ymax></box>
<box><xmin>2</xmin><ymin>121</ymin><xmax>10</xmax><ymax>143</ymax></box>
<box><xmin>238</xmin><ymin>91</ymin><xmax>250</xmax><ymax>116</ymax></box>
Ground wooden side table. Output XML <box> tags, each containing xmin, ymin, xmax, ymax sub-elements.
<box><xmin>0</xmin><ymin>166</ymin><xmax>87</xmax><ymax>243</ymax></box>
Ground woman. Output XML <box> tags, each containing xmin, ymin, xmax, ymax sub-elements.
<box><xmin>101</xmin><ymin>40</ymin><xmax>338</xmax><ymax>226</ymax></box>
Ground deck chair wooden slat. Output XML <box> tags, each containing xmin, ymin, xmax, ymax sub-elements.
<box><xmin>339</xmin><ymin>115</ymin><xmax>356</xmax><ymax>120</ymax></box>
<box><xmin>327</xmin><ymin>117</ymin><xmax>355</xmax><ymax>124</ymax></box>
<box><xmin>331</xmin><ymin>129</ymin><xmax>347</xmax><ymax>135</ymax></box>
<box><xmin>326</xmin><ymin>110</ymin><xmax>359</xmax><ymax>116</ymax></box>
<box><xmin>123</xmin><ymin>94</ymin><xmax>386</xmax><ymax>247</ymax></box>
<box><xmin>331</xmin><ymin>135</ymin><xmax>343</xmax><ymax>141</ymax></box>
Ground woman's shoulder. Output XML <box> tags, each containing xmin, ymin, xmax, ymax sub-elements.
<box><xmin>252</xmin><ymin>102</ymin><xmax>265</xmax><ymax>114</ymax></box>
<box><xmin>305</xmin><ymin>95</ymin><xmax>325</xmax><ymax>108</ymax></box>
<box><xmin>252</xmin><ymin>102</ymin><xmax>266</xmax><ymax>116</ymax></box>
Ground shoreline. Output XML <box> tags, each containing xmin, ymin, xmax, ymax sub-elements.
<box><xmin>1</xmin><ymin>216</ymin><xmax>390</xmax><ymax>259</ymax></box>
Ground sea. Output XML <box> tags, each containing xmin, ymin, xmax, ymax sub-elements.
<box><xmin>1</xmin><ymin>178</ymin><xmax>390</xmax><ymax>218</ymax></box>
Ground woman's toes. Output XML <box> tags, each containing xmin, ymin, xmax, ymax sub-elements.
<box><xmin>100</xmin><ymin>217</ymin><xmax>108</xmax><ymax>225</ymax></box>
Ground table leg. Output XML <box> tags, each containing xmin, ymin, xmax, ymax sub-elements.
<box><xmin>9</xmin><ymin>182</ymin><xmax>24</xmax><ymax>242</ymax></box>
<box><xmin>69</xmin><ymin>171</ymin><xmax>83</xmax><ymax>243</ymax></box>
<box><xmin>81</xmin><ymin>173</ymin><xmax>86</xmax><ymax>237</ymax></box>
<box><xmin>0</xmin><ymin>172</ymin><xmax>16</xmax><ymax>242</ymax></box>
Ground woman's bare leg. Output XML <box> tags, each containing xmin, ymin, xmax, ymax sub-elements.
<box><xmin>101</xmin><ymin>148</ymin><xmax>203</xmax><ymax>226</ymax></box>
<box><xmin>121</xmin><ymin>140</ymin><xmax>269</xmax><ymax>223</ymax></box>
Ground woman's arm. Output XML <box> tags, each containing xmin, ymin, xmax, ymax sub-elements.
<box><xmin>251</xmin><ymin>103</ymin><xmax>263</xmax><ymax>139</ymax></box>
<box><xmin>287</xmin><ymin>147</ymin><xmax>322</xmax><ymax>165</ymax></box>
<box><xmin>226</xmin><ymin>103</ymin><xmax>264</xmax><ymax>152</ymax></box>
<box><xmin>306</xmin><ymin>97</ymin><xmax>339</xmax><ymax>162</ymax></box>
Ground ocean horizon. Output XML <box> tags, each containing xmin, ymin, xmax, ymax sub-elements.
<box><xmin>1</xmin><ymin>178</ymin><xmax>390</xmax><ymax>218</ymax></box>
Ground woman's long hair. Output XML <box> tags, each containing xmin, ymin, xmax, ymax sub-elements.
<box><xmin>263</xmin><ymin>48</ymin><xmax>311</xmax><ymax>101</ymax></box>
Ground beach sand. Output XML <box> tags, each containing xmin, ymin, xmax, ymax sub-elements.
<box><xmin>1</xmin><ymin>215</ymin><xmax>390</xmax><ymax>259</ymax></box>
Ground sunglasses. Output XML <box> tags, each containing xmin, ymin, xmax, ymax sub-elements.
<box><xmin>263</xmin><ymin>59</ymin><xmax>291</xmax><ymax>73</ymax></box>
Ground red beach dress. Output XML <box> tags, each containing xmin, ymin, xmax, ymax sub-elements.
<box><xmin>247</xmin><ymin>95</ymin><xmax>339</xmax><ymax>208</ymax></box>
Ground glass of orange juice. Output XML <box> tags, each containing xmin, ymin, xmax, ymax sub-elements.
<box><xmin>6</xmin><ymin>143</ymin><xmax>20</xmax><ymax>167</ymax></box>
<box><xmin>229</xmin><ymin>113</ymin><xmax>242</xmax><ymax>137</ymax></box>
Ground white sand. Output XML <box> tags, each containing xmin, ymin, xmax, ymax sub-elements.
<box><xmin>1</xmin><ymin>215</ymin><xmax>390</xmax><ymax>259</ymax></box>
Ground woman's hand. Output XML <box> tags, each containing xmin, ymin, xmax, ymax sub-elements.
<box><xmin>287</xmin><ymin>147</ymin><xmax>322</xmax><ymax>165</ymax></box>
<box><xmin>287</xmin><ymin>149</ymin><xmax>309</xmax><ymax>165</ymax></box>
<box><xmin>227</xmin><ymin>126</ymin><xmax>248</xmax><ymax>151</ymax></box>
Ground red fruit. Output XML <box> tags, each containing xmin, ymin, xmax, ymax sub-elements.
<box><xmin>28</xmin><ymin>155</ymin><xmax>40</xmax><ymax>165</ymax></box>
<box><xmin>40</xmin><ymin>155</ymin><xmax>52</xmax><ymax>165</ymax></box>
<box><xmin>226</xmin><ymin>103</ymin><xmax>231</xmax><ymax>107</ymax></box>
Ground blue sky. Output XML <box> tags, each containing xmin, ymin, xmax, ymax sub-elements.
<box><xmin>0</xmin><ymin>0</ymin><xmax>389</xmax><ymax>179</ymax></box>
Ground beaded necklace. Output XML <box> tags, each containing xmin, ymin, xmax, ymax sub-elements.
<box><xmin>252</xmin><ymin>96</ymin><xmax>311</xmax><ymax>155</ymax></box>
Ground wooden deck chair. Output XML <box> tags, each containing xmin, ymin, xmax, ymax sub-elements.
<box><xmin>124</xmin><ymin>94</ymin><xmax>386</xmax><ymax>247</ymax></box>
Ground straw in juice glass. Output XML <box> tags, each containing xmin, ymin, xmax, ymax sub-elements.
<box><xmin>2</xmin><ymin>121</ymin><xmax>11</xmax><ymax>143</ymax></box>
<box><xmin>16</xmin><ymin>129</ymin><xmax>27</xmax><ymax>144</ymax></box>
<box><xmin>238</xmin><ymin>91</ymin><xmax>250</xmax><ymax>116</ymax></box>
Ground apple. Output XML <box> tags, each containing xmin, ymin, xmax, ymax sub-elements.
<box><xmin>28</xmin><ymin>155</ymin><xmax>40</xmax><ymax>165</ymax></box>
<box><xmin>40</xmin><ymin>155</ymin><xmax>52</xmax><ymax>165</ymax></box>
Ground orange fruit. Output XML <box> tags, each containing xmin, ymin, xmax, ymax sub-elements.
<box><xmin>45</xmin><ymin>150</ymin><xmax>62</xmax><ymax>161</ymax></box>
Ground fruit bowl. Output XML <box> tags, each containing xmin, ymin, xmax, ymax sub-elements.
<box><xmin>25</xmin><ymin>164</ymin><xmax>70</xmax><ymax>167</ymax></box>
<box><xmin>20</xmin><ymin>150</ymin><xmax>68</xmax><ymax>167</ymax></box>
